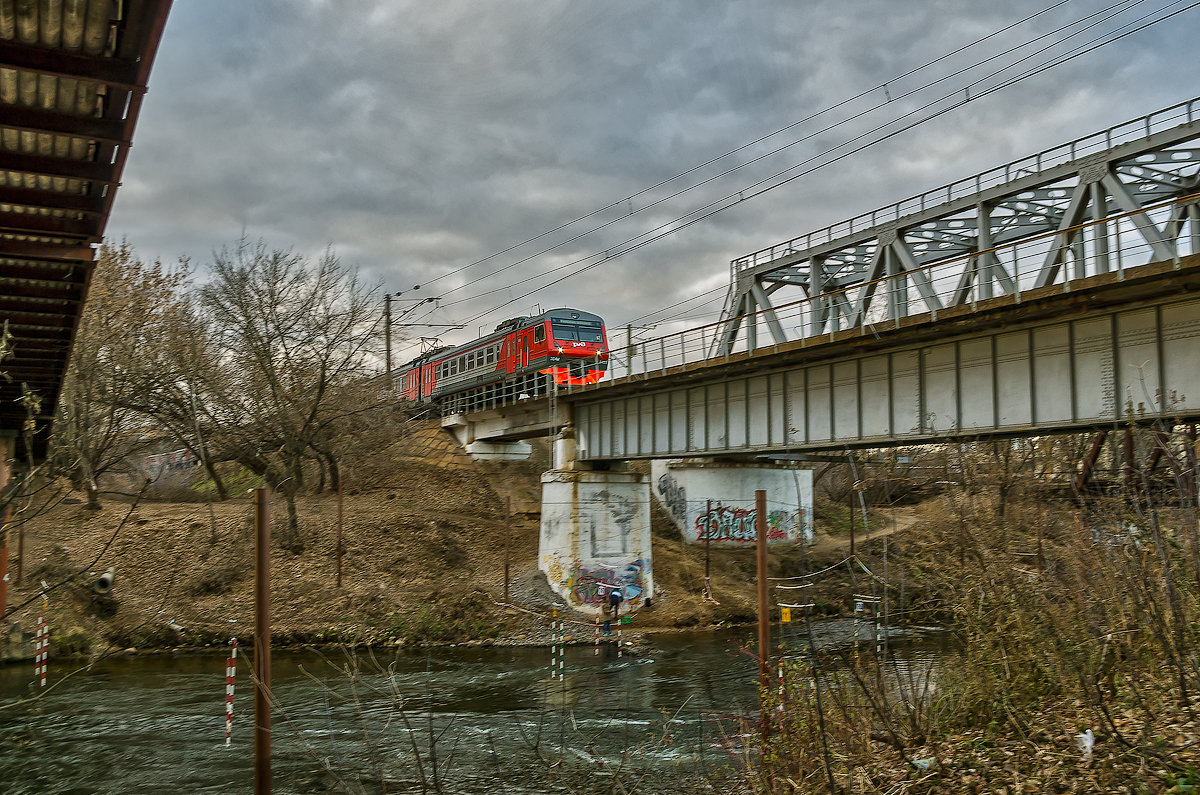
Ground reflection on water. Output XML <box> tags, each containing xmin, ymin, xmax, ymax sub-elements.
<box><xmin>0</xmin><ymin>621</ymin><xmax>946</xmax><ymax>794</ymax></box>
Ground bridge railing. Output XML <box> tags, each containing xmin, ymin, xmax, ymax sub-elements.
<box><xmin>731</xmin><ymin>98</ymin><xmax>1199</xmax><ymax>274</ymax></box>
<box><xmin>566</xmin><ymin>193</ymin><xmax>1199</xmax><ymax>391</ymax></box>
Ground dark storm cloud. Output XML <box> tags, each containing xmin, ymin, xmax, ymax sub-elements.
<box><xmin>107</xmin><ymin>0</ymin><xmax>1197</xmax><ymax>354</ymax></box>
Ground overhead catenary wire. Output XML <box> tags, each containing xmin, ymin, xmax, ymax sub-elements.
<box><xmin>388</xmin><ymin>3</ymin><xmax>1117</xmax><ymax>343</ymax></box>
<box><xmin>590</xmin><ymin>0</ymin><xmax>1199</xmax><ymax>336</ymax></box>
<box><xmin>434</xmin><ymin>0</ymin><xmax>1188</xmax><ymax>330</ymax></box>
<box><xmin>415</xmin><ymin>0</ymin><xmax>1150</xmax><ymax>330</ymax></box>
<box><xmin>437</xmin><ymin>0</ymin><xmax>1134</xmax><ymax>312</ymax></box>
<box><xmin>411</xmin><ymin>0</ymin><xmax>1084</xmax><ymax>300</ymax></box>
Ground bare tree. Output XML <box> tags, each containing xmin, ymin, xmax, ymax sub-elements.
<box><xmin>194</xmin><ymin>240</ymin><xmax>382</xmax><ymax>550</ymax></box>
<box><xmin>51</xmin><ymin>242</ymin><xmax>192</xmax><ymax>508</ymax></box>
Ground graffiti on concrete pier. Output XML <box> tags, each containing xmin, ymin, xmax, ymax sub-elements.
<box><xmin>561</xmin><ymin>558</ymin><xmax>646</xmax><ymax>604</ymax></box>
<box><xmin>693</xmin><ymin>504</ymin><xmax>805</xmax><ymax>543</ymax></box>
<box><xmin>655</xmin><ymin>473</ymin><xmax>687</xmax><ymax>524</ymax></box>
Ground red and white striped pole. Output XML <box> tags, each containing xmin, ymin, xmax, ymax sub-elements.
<box><xmin>34</xmin><ymin>592</ymin><xmax>48</xmax><ymax>687</ymax></box>
<box><xmin>616</xmin><ymin>612</ymin><xmax>623</xmax><ymax>659</ymax></box>
<box><xmin>225</xmin><ymin>637</ymin><xmax>237</xmax><ymax>746</ymax></box>
<box><xmin>549</xmin><ymin>607</ymin><xmax>559</xmax><ymax>681</ymax></box>
<box><xmin>593</xmin><ymin>615</ymin><xmax>600</xmax><ymax>656</ymax></box>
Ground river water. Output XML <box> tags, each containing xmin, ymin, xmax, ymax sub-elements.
<box><xmin>0</xmin><ymin>621</ymin><xmax>944</xmax><ymax>794</ymax></box>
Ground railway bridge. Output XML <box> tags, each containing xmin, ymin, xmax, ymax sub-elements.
<box><xmin>439</xmin><ymin>98</ymin><xmax>1200</xmax><ymax>610</ymax></box>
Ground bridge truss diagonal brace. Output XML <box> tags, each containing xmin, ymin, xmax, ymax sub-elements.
<box><xmin>949</xmin><ymin>203</ymin><xmax>1015</xmax><ymax>305</ymax></box>
<box><xmin>847</xmin><ymin>244</ymin><xmax>887</xmax><ymax>329</ymax></box>
<box><xmin>1034</xmin><ymin>180</ymin><xmax>1093</xmax><ymax>288</ymax></box>
<box><xmin>1102</xmin><ymin>172</ymin><xmax>1179</xmax><ymax>263</ymax></box>
<box><xmin>1034</xmin><ymin>168</ymin><xmax>1182</xmax><ymax>289</ymax></box>
<box><xmin>716</xmin><ymin>278</ymin><xmax>792</xmax><ymax>356</ymax></box>
<box><xmin>889</xmin><ymin>239</ymin><xmax>946</xmax><ymax>315</ymax></box>
<box><xmin>714</xmin><ymin>291</ymin><xmax>749</xmax><ymax>357</ymax></box>
<box><xmin>748</xmin><ymin>281</ymin><xmax>789</xmax><ymax>347</ymax></box>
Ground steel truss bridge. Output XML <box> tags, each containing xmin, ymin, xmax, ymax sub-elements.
<box><xmin>715</xmin><ymin>97</ymin><xmax>1200</xmax><ymax>352</ymax></box>
<box><xmin>498</xmin><ymin>98</ymin><xmax>1200</xmax><ymax>461</ymax></box>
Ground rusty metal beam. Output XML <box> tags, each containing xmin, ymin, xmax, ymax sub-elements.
<box><xmin>94</xmin><ymin>0</ymin><xmax>173</xmax><ymax>238</ymax></box>
<box><xmin>0</xmin><ymin>308</ymin><xmax>76</xmax><ymax>326</ymax></box>
<box><xmin>0</xmin><ymin>39</ymin><xmax>141</xmax><ymax>89</ymax></box>
<box><xmin>1072</xmin><ymin>430</ymin><xmax>1109</xmax><ymax>499</ymax></box>
<box><xmin>0</xmin><ymin>150</ymin><xmax>117</xmax><ymax>184</ymax></box>
<box><xmin>0</xmin><ymin>186</ymin><xmax>105</xmax><ymax>215</ymax></box>
<box><xmin>0</xmin><ymin>211</ymin><xmax>99</xmax><ymax>240</ymax></box>
<box><xmin>1147</xmin><ymin>427</ymin><xmax>1174</xmax><ymax>475</ymax></box>
<box><xmin>0</xmin><ymin>105</ymin><xmax>127</xmax><ymax>144</ymax></box>
<box><xmin>0</xmin><ymin>240</ymin><xmax>94</xmax><ymax>261</ymax></box>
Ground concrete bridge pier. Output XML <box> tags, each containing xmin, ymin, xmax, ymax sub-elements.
<box><xmin>538</xmin><ymin>428</ymin><xmax>653</xmax><ymax>614</ymax></box>
<box><xmin>651</xmin><ymin>459</ymin><xmax>814</xmax><ymax>547</ymax></box>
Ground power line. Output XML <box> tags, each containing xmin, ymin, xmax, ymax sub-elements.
<box><xmin>391</xmin><ymin>0</ymin><xmax>1152</xmax><ymax>337</ymax></box>
<box><xmin>409</xmin><ymin>0</ymin><xmax>1082</xmax><ymax>298</ymax></box>
<box><xmin>453</xmin><ymin>0</ymin><xmax>1188</xmax><ymax>327</ymax></box>
<box><xmin>436</xmin><ymin>0</ymin><xmax>1141</xmax><ymax>312</ymax></box>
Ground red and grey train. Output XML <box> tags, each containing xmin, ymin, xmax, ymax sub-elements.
<box><xmin>395</xmin><ymin>308</ymin><xmax>609</xmax><ymax>410</ymax></box>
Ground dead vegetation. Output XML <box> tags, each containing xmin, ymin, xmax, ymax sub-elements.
<box><xmin>732</xmin><ymin>428</ymin><xmax>1200</xmax><ymax>794</ymax></box>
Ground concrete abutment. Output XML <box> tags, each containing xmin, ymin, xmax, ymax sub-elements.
<box><xmin>538</xmin><ymin>468</ymin><xmax>653</xmax><ymax>615</ymax></box>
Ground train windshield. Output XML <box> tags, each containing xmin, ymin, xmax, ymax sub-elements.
<box><xmin>551</xmin><ymin>319</ymin><xmax>604</xmax><ymax>343</ymax></box>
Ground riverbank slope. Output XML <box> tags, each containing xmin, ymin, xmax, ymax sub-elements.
<box><xmin>1</xmin><ymin>421</ymin><xmax>898</xmax><ymax>661</ymax></box>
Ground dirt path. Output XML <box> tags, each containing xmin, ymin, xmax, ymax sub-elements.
<box><xmin>807</xmin><ymin>505</ymin><xmax>921</xmax><ymax>558</ymax></box>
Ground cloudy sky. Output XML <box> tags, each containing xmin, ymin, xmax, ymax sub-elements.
<box><xmin>106</xmin><ymin>0</ymin><xmax>1199</xmax><ymax>359</ymax></box>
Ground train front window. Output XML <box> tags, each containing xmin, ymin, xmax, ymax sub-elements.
<box><xmin>551</xmin><ymin>319</ymin><xmax>604</xmax><ymax>343</ymax></box>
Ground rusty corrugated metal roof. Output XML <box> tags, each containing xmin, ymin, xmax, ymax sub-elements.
<box><xmin>0</xmin><ymin>0</ymin><xmax>171</xmax><ymax>460</ymax></box>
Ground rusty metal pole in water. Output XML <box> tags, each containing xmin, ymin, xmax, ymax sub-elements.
<box><xmin>336</xmin><ymin>479</ymin><xmax>344</xmax><ymax>589</ymax></box>
<box><xmin>755</xmin><ymin>489</ymin><xmax>770</xmax><ymax>738</ymax></box>
<box><xmin>504</xmin><ymin>496</ymin><xmax>511</xmax><ymax>604</ymax></box>
<box><xmin>254</xmin><ymin>488</ymin><xmax>272</xmax><ymax>794</ymax></box>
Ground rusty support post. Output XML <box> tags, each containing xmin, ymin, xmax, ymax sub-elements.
<box><xmin>504</xmin><ymin>496</ymin><xmax>511</xmax><ymax>604</ymax></box>
<box><xmin>254</xmin><ymin>488</ymin><xmax>272</xmax><ymax>795</ymax></box>
<box><xmin>384</xmin><ymin>293</ymin><xmax>392</xmax><ymax>387</ymax></box>
<box><xmin>756</xmin><ymin>489</ymin><xmax>770</xmax><ymax>738</ymax></box>
<box><xmin>336</xmin><ymin>479</ymin><xmax>343</xmax><ymax>589</ymax></box>
<box><xmin>1146</xmin><ymin>427</ymin><xmax>1173</xmax><ymax>475</ymax></box>
<box><xmin>1073</xmin><ymin>430</ymin><xmax>1109</xmax><ymax>500</ymax></box>
<box><xmin>704</xmin><ymin>498</ymin><xmax>711</xmax><ymax>599</ymax></box>
<box><xmin>14</xmin><ymin>503</ymin><xmax>23</xmax><ymax>586</ymax></box>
